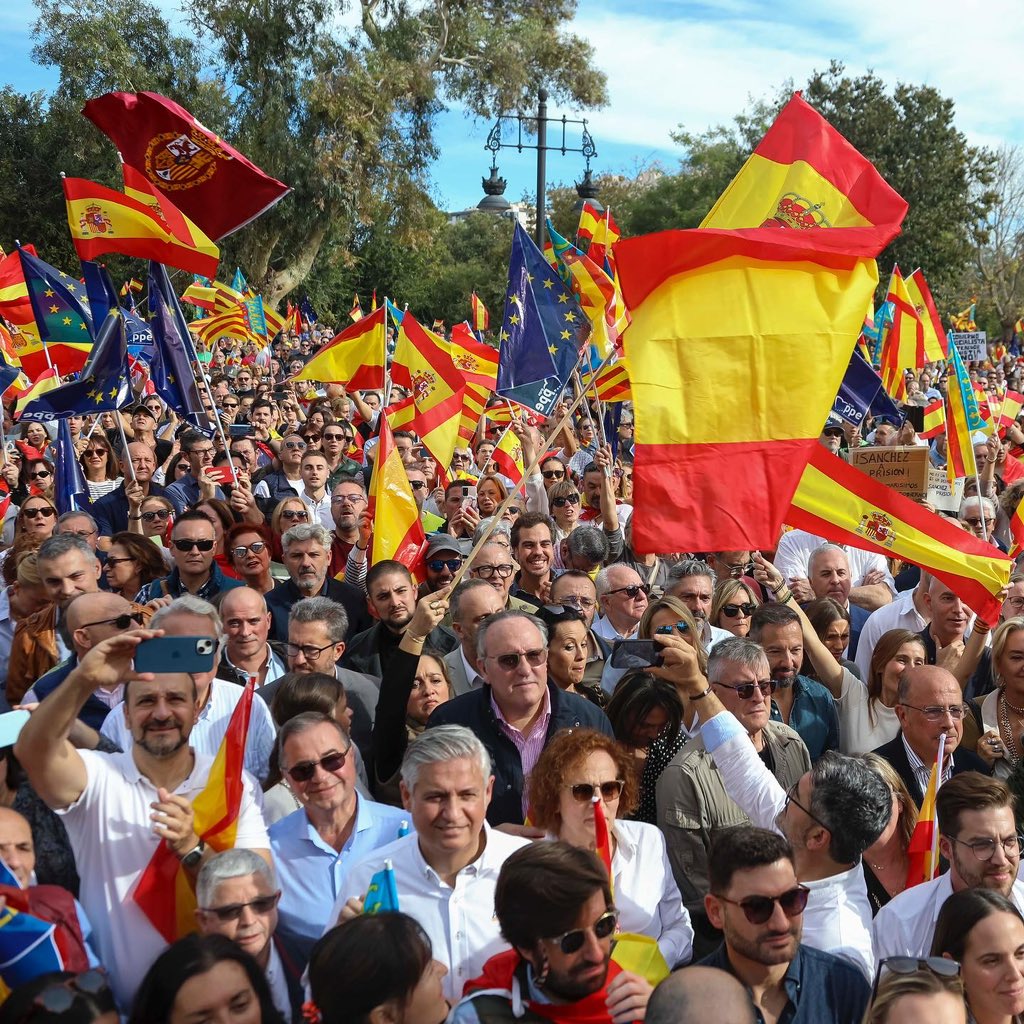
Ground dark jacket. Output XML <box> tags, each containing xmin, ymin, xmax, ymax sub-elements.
<box><xmin>31</xmin><ymin>656</ymin><xmax>115</xmax><ymax>732</ymax></box>
<box><xmin>872</xmin><ymin>733</ymin><xmax>991</xmax><ymax>806</ymax></box>
<box><xmin>341</xmin><ymin>620</ymin><xmax>457</xmax><ymax>680</ymax></box>
<box><xmin>265</xmin><ymin>576</ymin><xmax>371</xmax><ymax>644</ymax></box>
<box><xmin>91</xmin><ymin>481</ymin><xmax>168</xmax><ymax>536</ymax></box>
<box><xmin>427</xmin><ymin>681</ymin><xmax>614</xmax><ymax>826</ymax></box>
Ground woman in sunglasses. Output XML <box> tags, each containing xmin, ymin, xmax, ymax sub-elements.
<box><xmin>12</xmin><ymin>495</ymin><xmax>58</xmax><ymax>548</ymax></box>
<box><xmin>537</xmin><ymin>605</ymin><xmax>606</xmax><ymax>709</ymax></box>
<box><xmin>863</xmin><ymin>967</ymin><xmax>966</xmax><ymax>1024</ymax></box>
<box><xmin>527</xmin><ymin>728</ymin><xmax>693</xmax><ymax>968</ymax></box>
<box><xmin>128</xmin><ymin>494</ymin><xmax>175</xmax><ymax>548</ymax></box>
<box><xmin>77</xmin><ymin>434</ymin><xmax>123</xmax><ymax>502</ymax></box>
<box><xmin>18</xmin><ymin>459</ymin><xmax>55</xmax><ymax>506</ymax></box>
<box><xmin>227</xmin><ymin>523</ymin><xmax>280</xmax><ymax>595</ymax></box>
<box><xmin>0</xmin><ymin>968</ymin><xmax>119</xmax><ymax>1024</ymax></box>
<box><xmin>102</xmin><ymin>532</ymin><xmax>167</xmax><ymax>602</ymax></box>
<box><xmin>931</xmin><ymin>888</ymin><xmax>1024</xmax><ymax>1024</ymax></box>
<box><xmin>539</xmin><ymin>455</ymin><xmax>568</xmax><ymax>495</ymax></box>
<box><xmin>270</xmin><ymin>497</ymin><xmax>310</xmax><ymax>560</ymax></box>
<box><xmin>547</xmin><ymin>480</ymin><xmax>582</xmax><ymax>543</ymax></box>
<box><xmin>710</xmin><ymin>579</ymin><xmax>761</xmax><ymax>639</ymax></box>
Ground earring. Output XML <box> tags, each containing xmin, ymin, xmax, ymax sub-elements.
<box><xmin>534</xmin><ymin>951</ymin><xmax>550</xmax><ymax>988</ymax></box>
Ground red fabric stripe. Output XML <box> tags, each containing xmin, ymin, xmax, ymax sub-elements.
<box><xmin>632</xmin><ymin>438</ymin><xmax>817</xmax><ymax>554</ymax></box>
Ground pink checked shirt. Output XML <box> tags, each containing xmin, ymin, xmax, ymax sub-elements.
<box><xmin>490</xmin><ymin>686</ymin><xmax>552</xmax><ymax>819</ymax></box>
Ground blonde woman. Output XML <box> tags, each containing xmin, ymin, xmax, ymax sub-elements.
<box><xmin>710</xmin><ymin>578</ymin><xmax>761</xmax><ymax>638</ymax></box>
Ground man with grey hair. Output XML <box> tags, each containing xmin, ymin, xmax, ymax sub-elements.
<box><xmin>959</xmin><ymin>494</ymin><xmax>999</xmax><ymax>546</ymax></box>
<box><xmin>657</xmin><ymin>637</ymin><xmax>810</xmax><ymax>928</ymax></box>
<box><xmin>266</xmin><ymin>521</ymin><xmax>369</xmax><ymax>643</ymax></box>
<box><xmin>666</xmin><ymin>559</ymin><xmax>733</xmax><ymax>650</ymax></box>
<box><xmin>326</xmin><ymin>725</ymin><xmax>531</xmax><ymax>1000</ymax></box>
<box><xmin>560</xmin><ymin>524</ymin><xmax>611</xmax><ymax>576</ymax></box>
<box><xmin>55</xmin><ymin>510</ymin><xmax>100</xmax><ymax>549</ymax></box>
<box><xmin>445</xmin><ymin>579</ymin><xmax>505</xmax><ymax>695</ymax></box>
<box><xmin>803</xmin><ymin>543</ymin><xmax>869</xmax><ymax>659</ymax></box>
<box><xmin>593</xmin><ymin>563</ymin><xmax>648</xmax><ymax>642</ymax></box>
<box><xmin>428</xmin><ymin>610</ymin><xmax>612</xmax><ymax>825</ymax></box>
<box><xmin>100</xmin><ymin>595</ymin><xmax>276</xmax><ymax>782</ymax></box>
<box><xmin>196</xmin><ymin>849</ymin><xmax>300</xmax><ymax>1022</ymax></box>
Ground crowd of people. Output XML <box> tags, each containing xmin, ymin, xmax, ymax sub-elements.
<box><xmin>0</xmin><ymin>325</ymin><xmax>1023</xmax><ymax>1024</ymax></box>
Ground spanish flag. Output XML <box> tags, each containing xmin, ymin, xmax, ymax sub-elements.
<box><xmin>999</xmin><ymin>390</ymin><xmax>1024</xmax><ymax>437</ymax></box>
<box><xmin>132</xmin><ymin>680</ymin><xmax>256</xmax><ymax>942</ymax></box>
<box><xmin>905</xmin><ymin>735</ymin><xmax>943</xmax><ymax>888</ymax></box>
<box><xmin>294</xmin><ymin>305</ymin><xmax>387</xmax><ymax>390</ymax></box>
<box><xmin>1009</xmin><ymin>502</ymin><xmax>1024</xmax><ymax>560</ymax></box>
<box><xmin>369</xmin><ymin>416</ymin><xmax>426</xmax><ymax>581</ymax></box>
<box><xmin>181</xmin><ymin>283</ymin><xmax>217</xmax><ymax>311</ymax></box>
<box><xmin>920</xmin><ymin>398</ymin><xmax>945</xmax><ymax>439</ymax></box>
<box><xmin>788</xmin><ymin>446</ymin><xmax>1011</xmax><ymax>625</ymax></box>
<box><xmin>576</xmin><ymin>201</ymin><xmax>602</xmax><ymax>247</ymax></box>
<box><xmin>458</xmin><ymin>382</ymin><xmax>491</xmax><ymax>444</ymax></box>
<box><xmin>905</xmin><ymin>269</ymin><xmax>949</xmax><ymax>363</ymax></box>
<box><xmin>492</xmin><ymin>428</ymin><xmax>525</xmax><ymax>486</ymax></box>
<box><xmin>470</xmin><ymin>292</ymin><xmax>490</xmax><ymax>332</ymax></box>
<box><xmin>449</xmin><ymin>325</ymin><xmax>499</xmax><ymax>446</ymax></box>
<box><xmin>349</xmin><ymin>294</ymin><xmax>363</xmax><ymax>322</ymax></box>
<box><xmin>62</xmin><ymin>176</ymin><xmax>219</xmax><ymax>278</ymax></box>
<box><xmin>878</xmin><ymin>267</ymin><xmax>922</xmax><ymax>402</ymax></box>
<box><xmin>589</xmin><ymin>208</ymin><xmax>621</xmax><ymax>268</ymax></box>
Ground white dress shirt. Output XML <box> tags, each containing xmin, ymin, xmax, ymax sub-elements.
<box><xmin>301</xmin><ymin>488</ymin><xmax>334</xmax><ymax>530</ymax></box>
<box><xmin>873</xmin><ymin>870</ymin><xmax>1024</xmax><ymax>961</ymax></box>
<box><xmin>700</xmin><ymin>711</ymin><xmax>875</xmax><ymax>979</ymax></box>
<box><xmin>325</xmin><ymin>824</ymin><xmax>530</xmax><ymax>1001</ymax></box>
<box><xmin>592</xmin><ymin>615</ymin><xmax>637</xmax><ymax>642</ymax></box>
<box><xmin>101</xmin><ymin>677</ymin><xmax>277</xmax><ymax>783</ymax></box>
<box><xmin>57</xmin><ymin>749</ymin><xmax>269</xmax><ymax>1011</ymax></box>
<box><xmin>853</xmin><ymin>588</ymin><xmax>929</xmax><ymax>679</ymax></box>
<box><xmin>775</xmin><ymin>529</ymin><xmax>897</xmax><ymax>593</ymax></box>
<box><xmin>835</xmin><ymin>668</ymin><xmax>900</xmax><ymax>755</ymax></box>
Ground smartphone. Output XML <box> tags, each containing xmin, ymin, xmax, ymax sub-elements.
<box><xmin>902</xmin><ymin>405</ymin><xmax>924</xmax><ymax>433</ymax></box>
<box><xmin>229</xmin><ymin>423</ymin><xmax>253</xmax><ymax>438</ymax></box>
<box><xmin>135</xmin><ymin>636</ymin><xmax>217</xmax><ymax>674</ymax></box>
<box><xmin>610</xmin><ymin>640</ymin><xmax>663</xmax><ymax>671</ymax></box>
<box><xmin>206</xmin><ymin>465</ymin><xmax>236</xmax><ymax>486</ymax></box>
<box><xmin>461</xmin><ymin>484</ymin><xmax>477</xmax><ymax>511</ymax></box>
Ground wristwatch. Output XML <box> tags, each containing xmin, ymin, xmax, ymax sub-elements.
<box><xmin>180</xmin><ymin>838</ymin><xmax>205</xmax><ymax>868</ymax></box>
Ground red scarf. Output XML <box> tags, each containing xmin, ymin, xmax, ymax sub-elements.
<box><xmin>462</xmin><ymin>949</ymin><xmax>630</xmax><ymax>1024</ymax></box>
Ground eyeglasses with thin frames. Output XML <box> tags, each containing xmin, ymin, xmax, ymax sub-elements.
<box><xmin>898</xmin><ymin>701</ymin><xmax>969</xmax><ymax>722</ymax></box>
<box><xmin>783</xmin><ymin>782</ymin><xmax>829</xmax><ymax>831</ymax></box>
<box><xmin>949</xmin><ymin>833</ymin><xmax>1023</xmax><ymax>862</ymax></box>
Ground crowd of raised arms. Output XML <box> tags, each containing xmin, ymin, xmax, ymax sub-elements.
<box><xmin>4</xmin><ymin>325</ymin><xmax>1024</xmax><ymax>1024</ymax></box>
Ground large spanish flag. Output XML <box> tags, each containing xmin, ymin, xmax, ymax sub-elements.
<box><xmin>132</xmin><ymin>680</ymin><xmax>255</xmax><ymax>942</ymax></box>
<box><xmin>369</xmin><ymin>416</ymin><xmax>426</xmax><ymax>581</ymax></box>
<box><xmin>788</xmin><ymin>446</ymin><xmax>1011</xmax><ymax>625</ymax></box>
<box><xmin>295</xmin><ymin>304</ymin><xmax>387</xmax><ymax>390</ymax></box>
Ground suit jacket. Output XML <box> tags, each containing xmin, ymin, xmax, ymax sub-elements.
<box><xmin>444</xmin><ymin>647</ymin><xmax>479</xmax><ymax>696</ymax></box>
<box><xmin>872</xmin><ymin>733</ymin><xmax>991</xmax><ymax>806</ymax></box>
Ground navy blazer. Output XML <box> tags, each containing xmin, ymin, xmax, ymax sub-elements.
<box><xmin>872</xmin><ymin>732</ymin><xmax>991</xmax><ymax>806</ymax></box>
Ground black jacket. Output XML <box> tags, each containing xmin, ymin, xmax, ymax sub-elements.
<box><xmin>91</xmin><ymin>481</ymin><xmax>168</xmax><ymax>536</ymax></box>
<box><xmin>872</xmin><ymin>733</ymin><xmax>991</xmax><ymax>806</ymax></box>
<box><xmin>427</xmin><ymin>681</ymin><xmax>614</xmax><ymax>826</ymax></box>
<box><xmin>341</xmin><ymin>620</ymin><xmax>457</xmax><ymax>680</ymax></box>
<box><xmin>265</xmin><ymin>576</ymin><xmax>372</xmax><ymax>643</ymax></box>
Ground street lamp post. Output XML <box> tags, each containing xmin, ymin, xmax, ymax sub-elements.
<box><xmin>478</xmin><ymin>88</ymin><xmax>598</xmax><ymax>248</ymax></box>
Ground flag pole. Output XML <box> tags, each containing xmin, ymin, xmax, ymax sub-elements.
<box><xmin>115</xmin><ymin>412</ymin><xmax>137</xmax><ymax>483</ymax></box>
<box><xmin>574</xmin><ymin>368</ymin><xmax>609</xmax><ymax>470</ymax></box>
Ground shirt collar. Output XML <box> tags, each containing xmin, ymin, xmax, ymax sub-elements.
<box><xmin>490</xmin><ymin>685</ymin><xmax>551</xmax><ymax>736</ymax></box>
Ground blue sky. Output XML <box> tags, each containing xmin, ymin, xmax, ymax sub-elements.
<box><xmin>5</xmin><ymin>0</ymin><xmax>1024</xmax><ymax>213</ymax></box>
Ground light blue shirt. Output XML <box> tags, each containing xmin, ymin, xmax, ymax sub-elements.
<box><xmin>269</xmin><ymin>794</ymin><xmax>410</xmax><ymax>963</ymax></box>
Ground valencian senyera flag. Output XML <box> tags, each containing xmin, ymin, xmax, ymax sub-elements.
<box><xmin>616</xmin><ymin>91</ymin><xmax>908</xmax><ymax>555</ymax></box>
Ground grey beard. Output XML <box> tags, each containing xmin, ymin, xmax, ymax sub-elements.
<box><xmin>774</xmin><ymin>678</ymin><xmax>794</xmax><ymax>689</ymax></box>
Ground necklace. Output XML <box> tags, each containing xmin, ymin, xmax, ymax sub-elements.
<box><xmin>1005</xmin><ymin>692</ymin><xmax>1024</xmax><ymax>716</ymax></box>
<box><xmin>998</xmin><ymin>692</ymin><xmax>1023</xmax><ymax>767</ymax></box>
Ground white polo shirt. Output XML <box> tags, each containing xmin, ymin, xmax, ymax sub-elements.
<box><xmin>57</xmin><ymin>749</ymin><xmax>270</xmax><ymax>1011</ymax></box>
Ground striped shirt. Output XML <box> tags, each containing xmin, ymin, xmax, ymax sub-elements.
<box><xmin>490</xmin><ymin>687</ymin><xmax>551</xmax><ymax>819</ymax></box>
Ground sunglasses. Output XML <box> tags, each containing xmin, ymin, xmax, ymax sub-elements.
<box><xmin>488</xmin><ymin>648</ymin><xmax>546</xmax><ymax>671</ymax></box>
<box><xmin>84</xmin><ymin>448</ymin><xmax>107</xmax><ymax>457</ymax></box>
<box><xmin>172</xmin><ymin>538</ymin><xmax>216</xmax><ymax>552</ymax></box>
<box><xmin>284</xmin><ymin>749</ymin><xmax>349</xmax><ymax>783</ymax></box>
<box><xmin>714</xmin><ymin>885</ymin><xmax>809</xmax><ymax>925</ymax></box>
<box><xmin>427</xmin><ymin>558</ymin><xmax>462</xmax><ymax>572</ymax></box>
<box><xmin>30</xmin><ymin>470</ymin><xmax>51</xmax><ymax>480</ymax></box>
<box><xmin>22</xmin><ymin>506</ymin><xmax>56</xmax><ymax>519</ymax></box>
<box><xmin>200</xmin><ymin>891</ymin><xmax>281</xmax><ymax>922</ymax></box>
<box><xmin>606</xmin><ymin>584</ymin><xmax>649</xmax><ymax>599</ymax></box>
<box><xmin>551</xmin><ymin>494</ymin><xmax>581</xmax><ymax>508</ymax></box>
<box><xmin>410</xmin><ymin>480</ymin><xmax>428</xmax><ymax>491</ymax></box>
<box><xmin>322</xmin><ymin>432</ymin><xmax>344</xmax><ymax>440</ymax></box>
<box><xmin>542</xmin><ymin>470</ymin><xmax>565</xmax><ymax>480</ymax></box>
<box><xmin>713</xmin><ymin>679</ymin><xmax>777</xmax><ymax>700</ymax></box>
<box><xmin>654</xmin><ymin>621</ymin><xmax>689</xmax><ymax>636</ymax></box>
<box><xmin>281</xmin><ymin>509</ymin><xmax>309</xmax><ymax>520</ymax></box>
<box><xmin>33</xmin><ymin>969</ymin><xmax>110</xmax><ymax>1013</ymax></box>
<box><xmin>284</xmin><ymin>440</ymin><xmax>308</xmax><ymax>451</ymax></box>
<box><xmin>222</xmin><ymin>402</ymin><xmax>239</xmax><ymax>410</ymax></box>
<box><xmin>301</xmin><ymin>436</ymin><xmax>321</xmax><ymax>444</ymax></box>
<box><xmin>569</xmin><ymin>780</ymin><xmax>625</xmax><ymax>803</ymax></box>
<box><xmin>722</xmin><ymin>602</ymin><xmax>757</xmax><ymax>617</ymax></box>
<box><xmin>871</xmin><ymin>957</ymin><xmax>962</xmax><ymax>1002</ymax></box>
<box><xmin>142</xmin><ymin>508</ymin><xmax>171</xmax><ymax>522</ymax></box>
<box><xmin>104</xmin><ymin>555</ymin><xmax>135</xmax><ymax>567</ymax></box>
<box><xmin>545</xmin><ymin>910</ymin><xmax>618</xmax><ymax>955</ymax></box>
<box><xmin>232</xmin><ymin>541</ymin><xmax>267</xmax><ymax>558</ymax></box>
<box><xmin>82</xmin><ymin>612</ymin><xmax>144</xmax><ymax>630</ymax></box>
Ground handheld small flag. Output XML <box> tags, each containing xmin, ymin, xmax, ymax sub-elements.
<box><xmin>349</xmin><ymin>294</ymin><xmax>363</xmax><ymax>322</ymax></box>
<box><xmin>593</xmin><ymin>794</ymin><xmax>613</xmax><ymax>895</ymax></box>
<box><xmin>53</xmin><ymin>420</ymin><xmax>89</xmax><ymax>515</ymax></box>
<box><xmin>363</xmin><ymin>860</ymin><xmax>399</xmax><ymax>914</ymax></box>
<box><xmin>920</xmin><ymin>399</ymin><xmax>946</xmax><ymax>440</ymax></box>
<box><xmin>470</xmin><ymin>292</ymin><xmax>489</xmax><ymax>332</ymax></box>
<box><xmin>905</xmin><ymin>734</ymin><xmax>945</xmax><ymax>888</ymax></box>
<box><xmin>491</xmin><ymin>427</ymin><xmax>525</xmax><ymax>486</ymax></box>
<box><xmin>1009</xmin><ymin>503</ymin><xmax>1024</xmax><ymax>561</ymax></box>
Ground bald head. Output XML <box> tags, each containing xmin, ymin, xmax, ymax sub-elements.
<box><xmin>0</xmin><ymin>806</ymin><xmax>35</xmax><ymax>888</ymax></box>
<box><xmin>221</xmin><ymin>585</ymin><xmax>268</xmax><ymax>618</ymax></box>
<box><xmin>646</xmin><ymin>967</ymin><xmax>755</xmax><ymax>1024</ymax></box>
<box><xmin>66</xmin><ymin>591</ymin><xmax>134</xmax><ymax>633</ymax></box>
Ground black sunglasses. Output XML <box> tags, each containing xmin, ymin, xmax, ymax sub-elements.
<box><xmin>714</xmin><ymin>885</ymin><xmax>809</xmax><ymax>925</ymax></box>
<box><xmin>542</xmin><ymin>469</ymin><xmax>565</xmax><ymax>480</ymax></box>
<box><xmin>721</xmin><ymin>602</ymin><xmax>757</xmax><ymax>617</ymax></box>
<box><xmin>605</xmin><ymin>584</ymin><xmax>649</xmax><ymax>599</ymax></box>
<box><xmin>200</xmin><ymin>891</ymin><xmax>281</xmax><ymax>922</ymax></box>
<box><xmin>142</xmin><ymin>508</ymin><xmax>171</xmax><ymax>522</ymax></box>
<box><xmin>82</xmin><ymin>612</ymin><xmax>144</xmax><ymax>630</ymax></box>
<box><xmin>29</xmin><ymin>470</ymin><xmax>51</xmax><ymax>479</ymax></box>
<box><xmin>427</xmin><ymin>558</ymin><xmax>462</xmax><ymax>572</ymax></box>
<box><xmin>545</xmin><ymin>910</ymin><xmax>618</xmax><ymax>955</ymax></box>
<box><xmin>713</xmin><ymin>679</ymin><xmax>777</xmax><ymax>700</ymax></box>
<box><xmin>281</xmin><ymin>508</ymin><xmax>309</xmax><ymax>520</ymax></box>
<box><xmin>284</xmin><ymin>749</ymin><xmax>349</xmax><ymax>783</ymax></box>
<box><xmin>551</xmin><ymin>494</ymin><xmax>581</xmax><ymax>508</ymax></box>
<box><xmin>569</xmin><ymin>780</ymin><xmax>625</xmax><ymax>803</ymax></box>
<box><xmin>172</xmin><ymin>538</ymin><xmax>216</xmax><ymax>552</ymax></box>
<box><xmin>22</xmin><ymin>506</ymin><xmax>56</xmax><ymax>519</ymax></box>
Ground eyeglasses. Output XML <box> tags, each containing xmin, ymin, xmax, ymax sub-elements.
<box><xmin>29</xmin><ymin>470</ymin><xmax>51</xmax><ymax>480</ymax></box>
<box><xmin>871</xmin><ymin>957</ymin><xmax>962</xmax><ymax>1002</ymax></box>
<box><xmin>232</xmin><ymin>541</ymin><xmax>267</xmax><ymax>558</ymax></box>
<box><xmin>473</xmin><ymin>563</ymin><xmax>514</xmax><ymax>580</ymax></box>
<box><xmin>281</xmin><ymin>509</ymin><xmax>309</xmax><ymax>520</ymax></box>
<box><xmin>728</xmin><ymin>562</ymin><xmax>756</xmax><ymax>579</ymax></box>
<box><xmin>280</xmin><ymin>641</ymin><xmax>334</xmax><ymax>662</ymax></box>
<box><xmin>713</xmin><ymin>679</ymin><xmax>777</xmax><ymax>700</ymax></box>
<box><xmin>284</xmin><ymin>440</ymin><xmax>307</xmax><ymax>451</ymax></box>
<box><xmin>284</xmin><ymin>749</ymin><xmax>349</xmax><ymax>783</ymax></box>
<box><xmin>542</xmin><ymin>470</ymin><xmax>565</xmax><ymax>480</ymax></box>
<box><xmin>222</xmin><ymin>402</ymin><xmax>239</xmax><ymax>410</ymax></box>
<box><xmin>605</xmin><ymin>584</ymin><xmax>649</xmax><ymax>599</ymax></box>
<box><xmin>22</xmin><ymin>507</ymin><xmax>56</xmax><ymax>519</ymax></box>
<box><xmin>410</xmin><ymin>480</ymin><xmax>428</xmax><ymax>491</ymax></box>
<box><xmin>189</xmin><ymin>447</ymin><xmax>215</xmax><ymax>459</ymax></box>
<box><xmin>142</xmin><ymin>508</ymin><xmax>171</xmax><ymax>522</ymax></box>
<box><xmin>949</xmin><ymin>833</ymin><xmax>1023</xmax><ymax>861</ymax></box>
<box><xmin>486</xmin><ymin>648</ymin><xmax>547</xmax><ymax>671</ymax></box>
<box><xmin>200</xmin><ymin>891</ymin><xmax>282</xmax><ymax>921</ymax></box>
<box><xmin>713</xmin><ymin>885</ymin><xmax>809</xmax><ymax>925</ymax></box>
<box><xmin>722</xmin><ymin>602</ymin><xmax>757</xmax><ymax>618</ymax></box>
<box><xmin>559</xmin><ymin>595</ymin><xmax>596</xmax><ymax>610</ymax></box>
<box><xmin>569</xmin><ymin>780</ymin><xmax>625</xmax><ymax>802</ymax></box>
<box><xmin>83</xmin><ymin>448</ymin><xmax>107</xmax><ymax>457</ymax></box>
<box><xmin>545</xmin><ymin>910</ymin><xmax>618</xmax><ymax>955</ymax></box>
<box><xmin>783</xmin><ymin>781</ymin><xmax>830</xmax><ymax>832</ymax></box>
<box><xmin>654</xmin><ymin>621</ymin><xmax>689</xmax><ymax>636</ymax></box>
<box><xmin>427</xmin><ymin>558</ymin><xmax>462</xmax><ymax>572</ymax></box>
<box><xmin>551</xmin><ymin>494</ymin><xmax>581</xmax><ymax>508</ymax></box>
<box><xmin>898</xmin><ymin>701</ymin><xmax>969</xmax><ymax>721</ymax></box>
<box><xmin>172</xmin><ymin>538</ymin><xmax>216</xmax><ymax>552</ymax></box>
<box><xmin>83</xmin><ymin>612</ymin><xmax>145</xmax><ymax>631</ymax></box>
<box><xmin>332</xmin><ymin>493</ymin><xmax>366</xmax><ymax>505</ymax></box>
<box><xmin>32</xmin><ymin>969</ymin><xmax>110</xmax><ymax>1013</ymax></box>
<box><xmin>452</xmin><ymin>453</ymin><xmax>471</xmax><ymax>462</ymax></box>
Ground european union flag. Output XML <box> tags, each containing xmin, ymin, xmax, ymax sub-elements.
<box><xmin>496</xmin><ymin>222</ymin><xmax>588</xmax><ymax>415</ymax></box>
<box><xmin>17</xmin><ymin>246</ymin><xmax>93</xmax><ymax>345</ymax></box>
<box><xmin>363</xmin><ymin>860</ymin><xmax>399</xmax><ymax>915</ymax></box>
<box><xmin>300</xmin><ymin>296</ymin><xmax>318</xmax><ymax>324</ymax></box>
<box><xmin>53</xmin><ymin>418</ymin><xmax>89</xmax><ymax>514</ymax></box>
<box><xmin>148</xmin><ymin>262</ymin><xmax>207</xmax><ymax>424</ymax></box>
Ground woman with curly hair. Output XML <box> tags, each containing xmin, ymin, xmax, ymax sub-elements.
<box><xmin>527</xmin><ymin>728</ymin><xmax>694</xmax><ymax>968</ymax></box>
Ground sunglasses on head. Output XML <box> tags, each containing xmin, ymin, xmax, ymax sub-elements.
<box><xmin>200</xmin><ymin>891</ymin><xmax>281</xmax><ymax>922</ymax></box>
<box><xmin>142</xmin><ymin>508</ymin><xmax>171</xmax><ymax>522</ymax></box>
<box><xmin>282</xmin><ymin>509</ymin><xmax>309</xmax><ymax>520</ymax></box>
<box><xmin>32</xmin><ymin>969</ymin><xmax>110</xmax><ymax>1014</ymax></box>
<box><xmin>714</xmin><ymin>885</ymin><xmax>809</xmax><ymax>925</ymax></box>
<box><xmin>713</xmin><ymin>679</ymin><xmax>777</xmax><ymax>700</ymax></box>
<box><xmin>172</xmin><ymin>538</ymin><xmax>216</xmax><ymax>552</ymax></box>
<box><xmin>569</xmin><ymin>780</ymin><xmax>625</xmax><ymax>803</ymax></box>
<box><xmin>22</xmin><ymin>506</ymin><xmax>56</xmax><ymax>519</ymax></box>
<box><xmin>722</xmin><ymin>602</ymin><xmax>757</xmax><ymax>617</ymax></box>
<box><xmin>542</xmin><ymin>469</ymin><xmax>565</xmax><ymax>480</ymax></box>
<box><xmin>551</xmin><ymin>494</ymin><xmax>581</xmax><ymax>508</ymax></box>
<box><xmin>285</xmin><ymin>749</ymin><xmax>349</xmax><ymax>783</ymax></box>
<box><xmin>871</xmin><ymin>956</ymin><xmax>962</xmax><ymax>1002</ymax></box>
<box><xmin>427</xmin><ymin>558</ymin><xmax>462</xmax><ymax>572</ymax></box>
<box><xmin>545</xmin><ymin>910</ymin><xmax>618</xmax><ymax>955</ymax></box>
<box><xmin>489</xmin><ymin>648</ymin><xmax>547</xmax><ymax>671</ymax></box>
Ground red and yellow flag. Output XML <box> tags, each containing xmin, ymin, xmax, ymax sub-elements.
<box><xmin>788</xmin><ymin>446</ymin><xmax>1011</xmax><ymax>624</ymax></box>
<box><xmin>450</xmin><ymin>323</ymin><xmax>499</xmax><ymax>389</ymax></box>
<box><xmin>133</xmin><ymin>680</ymin><xmax>256</xmax><ymax>942</ymax></box>
<box><xmin>589</xmin><ymin>209</ymin><xmax>621</xmax><ymax>268</ymax></box>
<box><xmin>190</xmin><ymin>308</ymin><xmax>250</xmax><ymax>345</ymax></box>
<box><xmin>349</xmin><ymin>294</ymin><xmax>363</xmax><ymax>322</ymax></box>
<box><xmin>905</xmin><ymin>269</ymin><xmax>949</xmax><ymax>363</ymax></box>
<box><xmin>919</xmin><ymin>398</ymin><xmax>945</xmax><ymax>440</ymax></box>
<box><xmin>1009</xmin><ymin>503</ymin><xmax>1024</xmax><ymax>561</ymax></box>
<box><xmin>295</xmin><ymin>305</ymin><xmax>387</xmax><ymax>390</ymax></box>
<box><xmin>470</xmin><ymin>292</ymin><xmax>490</xmax><ymax>332</ymax></box>
<box><xmin>576</xmin><ymin>201</ymin><xmax>602</xmax><ymax>247</ymax></box>
<box><xmin>491</xmin><ymin>428</ymin><xmax>525</xmax><ymax>486</ymax></box>
<box><xmin>905</xmin><ymin>736</ymin><xmax>943</xmax><ymax>888</ymax></box>
<box><xmin>878</xmin><ymin>267</ymin><xmax>923</xmax><ymax>402</ymax></box>
<box><xmin>369</xmin><ymin>416</ymin><xmax>426</xmax><ymax>580</ymax></box>
<box><xmin>946</xmin><ymin>345</ymin><xmax>982</xmax><ymax>486</ymax></box>
<box><xmin>593</xmin><ymin>794</ymin><xmax>613</xmax><ymax>884</ymax></box>
<box><xmin>999</xmin><ymin>391</ymin><xmax>1024</xmax><ymax>437</ymax></box>
<box><xmin>587</xmin><ymin>361</ymin><xmax>632</xmax><ymax>404</ymax></box>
